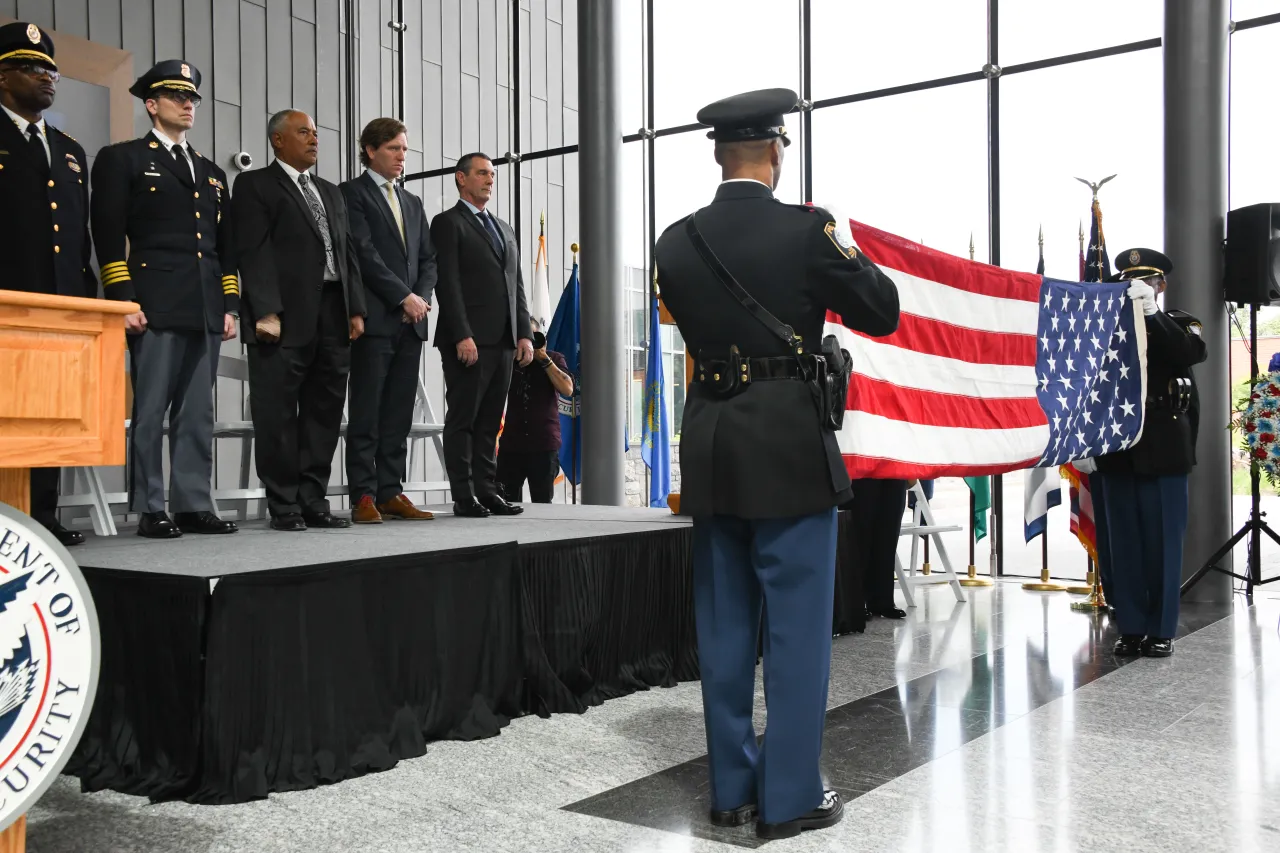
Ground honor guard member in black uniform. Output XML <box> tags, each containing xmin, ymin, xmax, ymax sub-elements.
<box><xmin>0</xmin><ymin>23</ymin><xmax>96</xmax><ymax>546</ymax></box>
<box><xmin>91</xmin><ymin>61</ymin><xmax>239</xmax><ymax>539</ymax></box>
<box><xmin>1096</xmin><ymin>248</ymin><xmax>1207</xmax><ymax>658</ymax></box>
<box><xmin>655</xmin><ymin>88</ymin><xmax>899</xmax><ymax>840</ymax></box>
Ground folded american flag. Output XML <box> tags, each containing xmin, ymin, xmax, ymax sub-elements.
<box><xmin>825</xmin><ymin>220</ymin><xmax>1148</xmax><ymax>481</ymax></box>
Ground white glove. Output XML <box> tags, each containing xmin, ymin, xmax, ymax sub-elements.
<box><xmin>820</xmin><ymin>202</ymin><xmax>860</xmax><ymax>257</ymax></box>
<box><xmin>1073</xmin><ymin>457</ymin><xmax>1097</xmax><ymax>474</ymax></box>
<box><xmin>1127</xmin><ymin>281</ymin><xmax>1158</xmax><ymax>316</ymax></box>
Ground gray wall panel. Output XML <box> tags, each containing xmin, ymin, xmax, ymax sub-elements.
<box><xmin>316</xmin><ymin>125</ymin><xmax>339</xmax><ymax>182</ymax></box>
<box><xmin>517</xmin><ymin>6</ymin><xmax>528</xmax><ymax>151</ymax></box>
<box><xmin>459</xmin><ymin>0</ymin><xmax>477</xmax><ymax>76</ymax></box>
<box><xmin>546</xmin><ymin>0</ymin><xmax>559</xmax><ymax>23</ymax></box>
<box><xmin>402</xmin><ymin>0</ymin><xmax>422</xmax><ymax>136</ymax></box>
<box><xmin>291</xmin><ymin>17</ymin><xmax>316</xmax><ymax>118</ymax></box>
<box><xmin>495</xmin><ymin>82</ymin><xmax>508</xmax><ymax>159</ymax></box>
<box><xmin>15</xmin><ymin>0</ymin><xmax>52</xmax><ymax>29</ymax></box>
<box><xmin>184</xmin><ymin>0</ymin><xmax>214</xmax><ymax>111</ymax></box>
<box><xmin>459</xmin><ymin>71</ymin><xmax>478</xmax><ymax>153</ymax></box>
<box><xmin>564</xmin><ymin>150</ymin><xmax>578</xmax><ymax>277</ymax></box>
<box><xmin>561</xmin><ymin>0</ymin><xmax>575</xmax><ymax>110</ymax></box>
<box><xmin>380</xmin><ymin>44</ymin><xmax>392</xmax><ymax>117</ymax></box>
<box><xmin>494</xmin><ymin>0</ymin><xmax>507</xmax><ymax>87</ymax></box>
<box><xmin>423</xmin><ymin>0</ymin><xmax>442</xmax><ymax>62</ymax></box>
<box><xmin>546</xmin><ymin>20</ymin><xmax>561</xmax><ymax>146</ymax></box>
<box><xmin>52</xmin><ymin>0</ymin><xmax>87</xmax><ymax>36</ymax></box>
<box><xmin>122</xmin><ymin>0</ymin><xmax>155</xmax><ymax>135</ymax></box>
<box><xmin>213</xmin><ymin>99</ymin><xmax>241</xmax><ymax>182</ymax></box>
<box><xmin>529</xmin><ymin>93</ymin><xmax>545</xmax><ymax>150</ymax></box>
<box><xmin>0</xmin><ymin>2</ymin><xmax>16</xmax><ymax>21</ymax></box>
<box><xmin>154</xmin><ymin>0</ymin><xmax>182</xmax><ymax>60</ymax></box>
<box><xmin>292</xmin><ymin>0</ymin><xmax>315</xmax><ymax>23</ymax></box>
<box><xmin>212</xmin><ymin>0</ymin><xmax>241</xmax><ymax>105</ymax></box>
<box><xmin>440</xmin><ymin>2</ymin><xmax>461</xmax><ymax>159</ymax></box>
<box><xmin>356</xmin><ymin>0</ymin><xmax>380</xmax><ymax>128</ymax></box>
<box><xmin>87</xmin><ymin>0</ymin><xmax>120</xmax><ymax>44</ymax></box>
<box><xmin>238</xmin><ymin>0</ymin><xmax>268</xmax><ymax>177</ymax></box>
<box><xmin>422</xmin><ymin>60</ymin><xmax>443</xmax><ymax>167</ymax></box>
<box><xmin>478</xmin><ymin>69</ymin><xmax>496</xmax><ymax>155</ymax></box>
<box><xmin>547</xmin><ymin>177</ymin><xmax>564</xmax><ymax>288</ymax></box>
<box><xmin>265</xmin><ymin>0</ymin><xmax>291</xmax><ymax>112</ymax></box>
<box><xmin>380</xmin><ymin>0</ymin><xmax>392</xmax><ymax>48</ymax></box>
<box><xmin>315</xmin><ymin>0</ymin><xmax>339</xmax><ymax>129</ymax></box>
<box><xmin>529</xmin><ymin>0</ymin><xmax>544</xmax><ymax>100</ymax></box>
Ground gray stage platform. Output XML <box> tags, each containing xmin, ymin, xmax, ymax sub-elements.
<box><xmin>74</xmin><ymin>504</ymin><xmax>691</xmax><ymax>578</ymax></box>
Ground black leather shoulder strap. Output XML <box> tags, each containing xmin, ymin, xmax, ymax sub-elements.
<box><xmin>684</xmin><ymin>214</ymin><xmax>801</xmax><ymax>353</ymax></box>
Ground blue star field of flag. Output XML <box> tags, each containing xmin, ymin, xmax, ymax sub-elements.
<box><xmin>1034</xmin><ymin>277</ymin><xmax>1145</xmax><ymax>467</ymax></box>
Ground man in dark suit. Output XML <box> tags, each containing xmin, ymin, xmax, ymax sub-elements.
<box><xmin>656</xmin><ymin>89</ymin><xmax>899</xmax><ymax>839</ymax></box>
<box><xmin>431</xmin><ymin>152</ymin><xmax>533</xmax><ymax>518</ymax></box>
<box><xmin>0</xmin><ymin>22</ymin><xmax>96</xmax><ymax>546</ymax></box>
<box><xmin>340</xmin><ymin>117</ymin><xmax>437</xmax><ymax>524</ymax></box>
<box><xmin>92</xmin><ymin>60</ymin><xmax>239</xmax><ymax>539</ymax></box>
<box><xmin>233</xmin><ymin>110</ymin><xmax>367</xmax><ymax>531</ymax></box>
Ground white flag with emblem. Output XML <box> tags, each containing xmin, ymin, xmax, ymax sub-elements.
<box><xmin>531</xmin><ymin>214</ymin><xmax>551</xmax><ymax>332</ymax></box>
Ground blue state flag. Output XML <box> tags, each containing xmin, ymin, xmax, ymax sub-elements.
<box><xmin>546</xmin><ymin>263</ymin><xmax>581</xmax><ymax>484</ymax></box>
<box><xmin>641</xmin><ymin>286</ymin><xmax>671</xmax><ymax>508</ymax></box>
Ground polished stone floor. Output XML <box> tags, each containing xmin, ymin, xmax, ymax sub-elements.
<box><xmin>27</xmin><ymin>582</ymin><xmax>1279</xmax><ymax>853</ymax></box>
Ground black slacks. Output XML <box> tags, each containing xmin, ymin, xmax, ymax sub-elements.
<box><xmin>247</xmin><ymin>285</ymin><xmax>351</xmax><ymax>518</ymax></box>
<box><xmin>30</xmin><ymin>467</ymin><xmax>60</xmax><ymax>527</ymax></box>
<box><xmin>846</xmin><ymin>478</ymin><xmax>909</xmax><ymax>611</ymax></box>
<box><xmin>345</xmin><ymin>325</ymin><xmax>424</xmax><ymax>504</ymax></box>
<box><xmin>497</xmin><ymin>448</ymin><xmax>559</xmax><ymax>503</ymax></box>
<box><xmin>440</xmin><ymin>344</ymin><xmax>513</xmax><ymax>501</ymax></box>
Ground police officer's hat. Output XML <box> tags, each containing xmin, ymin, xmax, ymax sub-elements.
<box><xmin>129</xmin><ymin>59</ymin><xmax>202</xmax><ymax>101</ymax></box>
<box><xmin>1111</xmin><ymin>247</ymin><xmax>1173</xmax><ymax>282</ymax></box>
<box><xmin>0</xmin><ymin>22</ymin><xmax>57</xmax><ymax>71</ymax></box>
<box><xmin>697</xmin><ymin>88</ymin><xmax>797</xmax><ymax>147</ymax></box>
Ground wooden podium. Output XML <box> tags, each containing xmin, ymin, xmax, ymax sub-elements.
<box><xmin>0</xmin><ymin>290</ymin><xmax>135</xmax><ymax>851</ymax></box>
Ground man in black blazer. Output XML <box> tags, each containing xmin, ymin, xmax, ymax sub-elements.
<box><xmin>0</xmin><ymin>22</ymin><xmax>96</xmax><ymax>547</ymax></box>
<box><xmin>340</xmin><ymin>118</ymin><xmax>437</xmax><ymax>524</ymax></box>
<box><xmin>233</xmin><ymin>110</ymin><xmax>367</xmax><ymax>531</ymax></box>
<box><xmin>431</xmin><ymin>152</ymin><xmax>533</xmax><ymax>518</ymax></box>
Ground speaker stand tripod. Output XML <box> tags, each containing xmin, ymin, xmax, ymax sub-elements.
<box><xmin>1181</xmin><ymin>302</ymin><xmax>1280</xmax><ymax>597</ymax></box>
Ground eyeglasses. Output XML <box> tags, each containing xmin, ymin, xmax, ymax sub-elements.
<box><xmin>2</xmin><ymin>63</ymin><xmax>59</xmax><ymax>82</ymax></box>
<box><xmin>158</xmin><ymin>90</ymin><xmax>202</xmax><ymax>107</ymax></box>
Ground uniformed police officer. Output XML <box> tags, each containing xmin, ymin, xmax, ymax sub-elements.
<box><xmin>655</xmin><ymin>88</ymin><xmax>899</xmax><ymax>839</ymax></box>
<box><xmin>1096</xmin><ymin>248</ymin><xmax>1207</xmax><ymax>657</ymax></box>
<box><xmin>91</xmin><ymin>61</ymin><xmax>239</xmax><ymax>539</ymax></box>
<box><xmin>0</xmin><ymin>22</ymin><xmax>96</xmax><ymax>546</ymax></box>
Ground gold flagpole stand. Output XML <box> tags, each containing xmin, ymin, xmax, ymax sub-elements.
<box><xmin>1067</xmin><ymin>557</ymin><xmax>1095</xmax><ymax>595</ymax></box>
<box><xmin>961</xmin><ymin>483</ymin><xmax>993</xmax><ymax>587</ymax></box>
<box><xmin>1070</xmin><ymin>565</ymin><xmax>1109</xmax><ymax>613</ymax></box>
<box><xmin>1023</xmin><ymin>527</ymin><xmax>1066</xmax><ymax>591</ymax></box>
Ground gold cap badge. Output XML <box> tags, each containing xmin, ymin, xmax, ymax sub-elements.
<box><xmin>1129</xmin><ymin>249</ymin><xmax>1141</xmax><ymax>265</ymax></box>
<box><xmin>180</xmin><ymin>63</ymin><xmax>191</xmax><ymax>79</ymax></box>
<box><xmin>26</xmin><ymin>24</ymin><xmax>40</xmax><ymax>44</ymax></box>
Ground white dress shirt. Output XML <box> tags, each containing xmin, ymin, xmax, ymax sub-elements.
<box><xmin>276</xmin><ymin>158</ymin><xmax>339</xmax><ymax>281</ymax></box>
<box><xmin>150</xmin><ymin>127</ymin><xmax>196</xmax><ymax>183</ymax></box>
<box><xmin>3</xmin><ymin>103</ymin><xmax>50</xmax><ymax>164</ymax></box>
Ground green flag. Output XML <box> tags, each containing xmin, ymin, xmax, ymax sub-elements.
<box><xmin>964</xmin><ymin>476</ymin><xmax>991</xmax><ymax>541</ymax></box>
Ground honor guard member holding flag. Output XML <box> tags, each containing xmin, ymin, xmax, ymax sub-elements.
<box><xmin>655</xmin><ymin>88</ymin><xmax>899</xmax><ymax>839</ymax></box>
<box><xmin>1096</xmin><ymin>249</ymin><xmax>1207</xmax><ymax>658</ymax></box>
<box><xmin>0</xmin><ymin>22</ymin><xmax>97</xmax><ymax>546</ymax></box>
<box><xmin>91</xmin><ymin>61</ymin><xmax>239</xmax><ymax>539</ymax></box>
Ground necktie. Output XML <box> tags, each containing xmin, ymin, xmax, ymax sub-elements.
<box><xmin>172</xmin><ymin>144</ymin><xmax>191</xmax><ymax>181</ymax></box>
<box><xmin>26</xmin><ymin>124</ymin><xmax>48</xmax><ymax>177</ymax></box>
<box><xmin>479</xmin><ymin>211</ymin><xmax>504</xmax><ymax>256</ymax></box>
<box><xmin>384</xmin><ymin>181</ymin><xmax>405</xmax><ymax>245</ymax></box>
<box><xmin>298</xmin><ymin>174</ymin><xmax>337</xmax><ymax>275</ymax></box>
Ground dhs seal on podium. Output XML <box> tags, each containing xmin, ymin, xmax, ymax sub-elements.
<box><xmin>0</xmin><ymin>503</ymin><xmax>99</xmax><ymax>832</ymax></box>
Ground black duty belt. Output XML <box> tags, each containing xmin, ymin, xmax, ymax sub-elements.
<box><xmin>694</xmin><ymin>355</ymin><xmax>810</xmax><ymax>385</ymax></box>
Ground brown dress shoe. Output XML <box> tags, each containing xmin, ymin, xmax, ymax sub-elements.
<box><xmin>351</xmin><ymin>495</ymin><xmax>383</xmax><ymax>524</ymax></box>
<box><xmin>377</xmin><ymin>494</ymin><xmax>435</xmax><ymax>520</ymax></box>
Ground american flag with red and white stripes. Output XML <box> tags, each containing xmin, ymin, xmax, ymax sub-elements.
<box><xmin>826</xmin><ymin>220</ymin><xmax>1148</xmax><ymax>482</ymax></box>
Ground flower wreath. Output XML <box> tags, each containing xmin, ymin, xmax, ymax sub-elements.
<box><xmin>1240</xmin><ymin>370</ymin><xmax>1280</xmax><ymax>485</ymax></box>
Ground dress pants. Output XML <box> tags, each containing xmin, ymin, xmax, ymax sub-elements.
<box><xmin>1096</xmin><ymin>471</ymin><xmax>1189</xmax><ymax>639</ymax></box>
<box><xmin>29</xmin><ymin>468</ymin><xmax>61</xmax><ymax>528</ymax></box>
<box><xmin>345</xmin><ymin>325</ymin><xmax>423</xmax><ymax>504</ymax></box>
<box><xmin>126</xmin><ymin>328</ymin><xmax>221</xmax><ymax>513</ymax></box>
<box><xmin>847</xmin><ymin>479</ymin><xmax>909</xmax><ymax>611</ymax></box>
<box><xmin>247</xmin><ymin>285</ymin><xmax>351</xmax><ymax>518</ymax></box>
<box><xmin>441</xmin><ymin>344</ymin><xmax>513</xmax><ymax>501</ymax></box>
<box><xmin>496</xmin><ymin>448</ymin><xmax>559</xmax><ymax>503</ymax></box>
<box><xmin>693</xmin><ymin>508</ymin><xmax>838</xmax><ymax>826</ymax></box>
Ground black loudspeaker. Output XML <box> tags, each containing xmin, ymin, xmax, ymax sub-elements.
<box><xmin>1225</xmin><ymin>203</ymin><xmax>1280</xmax><ymax>306</ymax></box>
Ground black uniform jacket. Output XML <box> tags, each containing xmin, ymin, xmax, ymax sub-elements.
<box><xmin>0</xmin><ymin>117</ymin><xmax>96</xmax><ymax>298</ymax></box>
<box><xmin>1097</xmin><ymin>308</ymin><xmax>1208</xmax><ymax>477</ymax></box>
<box><xmin>232</xmin><ymin>160</ymin><xmax>367</xmax><ymax>347</ymax></box>
<box><xmin>90</xmin><ymin>130</ymin><xmax>237</xmax><ymax>331</ymax></box>
<box><xmin>340</xmin><ymin>171</ymin><xmax>437</xmax><ymax>339</ymax></box>
<box><xmin>656</xmin><ymin>180</ymin><xmax>901</xmax><ymax>519</ymax></box>
<box><xmin>430</xmin><ymin>201</ymin><xmax>531</xmax><ymax>349</ymax></box>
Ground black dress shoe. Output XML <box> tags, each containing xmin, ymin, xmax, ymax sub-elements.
<box><xmin>137</xmin><ymin>512</ymin><xmax>183</xmax><ymax>539</ymax></box>
<box><xmin>867</xmin><ymin>606</ymin><xmax>907</xmax><ymax>619</ymax></box>
<box><xmin>270</xmin><ymin>513</ymin><xmax>307</xmax><ymax>532</ymax></box>
<box><xmin>1141</xmin><ymin>637</ymin><xmax>1174</xmax><ymax>657</ymax></box>
<box><xmin>1113</xmin><ymin>635</ymin><xmax>1145</xmax><ymax>656</ymax></box>
<box><xmin>710</xmin><ymin>803</ymin><xmax>757</xmax><ymax>827</ymax></box>
<box><xmin>302</xmin><ymin>511</ymin><xmax>352</xmax><ymax>529</ymax></box>
<box><xmin>479</xmin><ymin>495</ymin><xmax>523</xmax><ymax>516</ymax></box>
<box><xmin>453</xmin><ymin>498</ymin><xmax>492</xmax><ymax>518</ymax></box>
<box><xmin>757</xmin><ymin>789</ymin><xmax>843</xmax><ymax>839</ymax></box>
<box><xmin>174</xmin><ymin>511</ymin><xmax>238</xmax><ymax>535</ymax></box>
<box><xmin>42</xmin><ymin>520</ymin><xmax>84</xmax><ymax>547</ymax></box>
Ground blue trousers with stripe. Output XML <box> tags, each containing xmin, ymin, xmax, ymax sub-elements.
<box><xmin>692</xmin><ymin>508</ymin><xmax>837</xmax><ymax>825</ymax></box>
<box><xmin>1096</xmin><ymin>471</ymin><xmax>1189</xmax><ymax>639</ymax></box>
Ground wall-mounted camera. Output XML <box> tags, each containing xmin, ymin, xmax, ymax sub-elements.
<box><xmin>232</xmin><ymin>152</ymin><xmax>254</xmax><ymax>171</ymax></box>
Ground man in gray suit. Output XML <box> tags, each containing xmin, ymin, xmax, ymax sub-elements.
<box><xmin>431</xmin><ymin>152</ymin><xmax>532</xmax><ymax>518</ymax></box>
<box><xmin>341</xmin><ymin>118</ymin><xmax>438</xmax><ymax>524</ymax></box>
